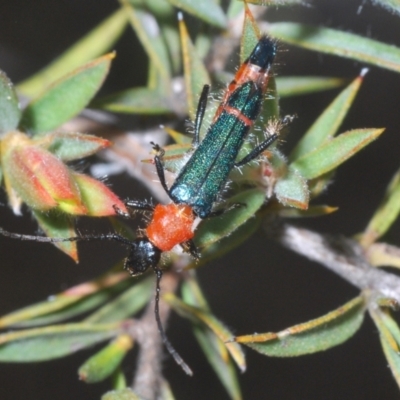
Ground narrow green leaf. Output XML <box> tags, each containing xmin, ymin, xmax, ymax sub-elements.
<box><xmin>155</xmin><ymin>0</ymin><xmax>182</xmax><ymax>76</ymax></box>
<box><xmin>15</xmin><ymin>274</ymin><xmax>131</xmax><ymax>328</ymax></box>
<box><xmin>39</xmin><ymin>132</ymin><xmax>111</xmax><ymax>161</ymax></box>
<box><xmin>360</xmin><ymin>168</ymin><xmax>400</xmax><ymax>247</ymax></box>
<box><xmin>240</xmin><ymin>4</ymin><xmax>261</xmax><ymax>64</ymax></box>
<box><xmin>276</xmin><ymin>76</ymin><xmax>344</xmax><ymax>98</ymax></box>
<box><xmin>235</xmin><ymin>296</ymin><xmax>365</xmax><ymax>357</ymax></box>
<box><xmin>85</xmin><ymin>276</ymin><xmax>153</xmax><ymax>323</ymax></box>
<box><xmin>165</xmin><ymin>293</ymin><xmax>246</xmax><ymax>372</ymax></box>
<box><xmin>379</xmin><ymin>309</ymin><xmax>400</xmax><ymax>347</ymax></box>
<box><xmin>161</xmin><ymin>23</ymin><xmax>182</xmax><ymax>76</ymax></box>
<box><xmin>164</xmin><ymin>127</ymin><xmax>192</xmax><ymax>145</ymax></box>
<box><xmin>227</xmin><ymin>1</ymin><xmax>244</xmax><ymax>19</ymax></box>
<box><xmin>168</xmin><ymin>0</ymin><xmax>227</xmax><ymax>29</ymax></box>
<box><xmin>182</xmin><ymin>279</ymin><xmax>242</xmax><ymax>400</ymax></box>
<box><xmin>181</xmin><ymin>274</ymin><xmax>209</xmax><ymax>309</ymax></box>
<box><xmin>0</xmin><ymin>70</ymin><xmax>21</xmax><ymax>133</ymax></box>
<box><xmin>121</xmin><ymin>0</ymin><xmax>171</xmax><ymax>83</ymax></box>
<box><xmin>268</xmin><ymin>23</ymin><xmax>400</xmax><ymax>74</ymax></box>
<box><xmin>179</xmin><ymin>15</ymin><xmax>211</xmax><ymax>120</ymax></box>
<box><xmin>370</xmin><ymin>307</ymin><xmax>400</xmax><ymax>389</ymax></box>
<box><xmin>18</xmin><ymin>8</ymin><xmax>128</xmax><ymax>98</ymax></box>
<box><xmin>0</xmin><ymin>270</ymin><xmax>128</xmax><ymax>328</ymax></box>
<box><xmin>79</xmin><ymin>334</ymin><xmax>133</xmax><ymax>383</ymax></box>
<box><xmin>102</xmin><ymin>388</ymin><xmax>142</xmax><ymax>400</ymax></box>
<box><xmin>93</xmin><ymin>87</ymin><xmax>173</xmax><ymax>114</ymax></box>
<box><xmin>195</xmin><ymin>188</ymin><xmax>265</xmax><ymax>249</ymax></box>
<box><xmin>21</xmin><ymin>53</ymin><xmax>115</xmax><ymax>135</ymax></box>
<box><xmin>0</xmin><ymin>323</ymin><xmax>121</xmax><ymax>362</ymax></box>
<box><xmin>290</xmin><ymin>71</ymin><xmax>366</xmax><ymax>161</ymax></box>
<box><xmin>380</xmin><ymin>337</ymin><xmax>400</xmax><ymax>389</ymax></box>
<box><xmin>193</xmin><ymin>327</ymin><xmax>242</xmax><ymax>400</ymax></box>
<box><xmin>128</xmin><ymin>0</ymin><xmax>174</xmax><ymax>17</ymax></box>
<box><xmin>33</xmin><ymin>210</ymin><xmax>78</xmax><ymax>261</ymax></box>
<box><xmin>291</xmin><ymin>128</ymin><xmax>385</xmax><ymax>180</ymax></box>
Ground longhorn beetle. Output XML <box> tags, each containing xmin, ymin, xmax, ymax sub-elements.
<box><xmin>1</xmin><ymin>36</ymin><xmax>279</xmax><ymax>375</ymax></box>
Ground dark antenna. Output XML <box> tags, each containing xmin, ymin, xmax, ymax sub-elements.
<box><xmin>0</xmin><ymin>227</ymin><xmax>193</xmax><ymax>375</ymax></box>
<box><xmin>193</xmin><ymin>84</ymin><xmax>210</xmax><ymax>146</ymax></box>
<box><xmin>154</xmin><ymin>267</ymin><xmax>193</xmax><ymax>376</ymax></box>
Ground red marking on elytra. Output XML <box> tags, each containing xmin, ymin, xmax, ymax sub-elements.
<box><xmin>223</xmin><ymin>105</ymin><xmax>253</xmax><ymax>126</ymax></box>
<box><xmin>213</xmin><ymin>58</ymin><xmax>272</xmax><ymax>123</ymax></box>
<box><xmin>146</xmin><ymin>204</ymin><xmax>195</xmax><ymax>252</ymax></box>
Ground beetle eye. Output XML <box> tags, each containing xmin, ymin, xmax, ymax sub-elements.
<box><xmin>124</xmin><ymin>238</ymin><xmax>161</xmax><ymax>275</ymax></box>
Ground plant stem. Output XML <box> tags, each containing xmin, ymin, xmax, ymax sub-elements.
<box><xmin>265</xmin><ymin>219</ymin><xmax>400</xmax><ymax>303</ymax></box>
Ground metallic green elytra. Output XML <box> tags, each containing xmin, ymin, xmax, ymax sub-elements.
<box><xmin>169</xmin><ymin>37</ymin><xmax>277</xmax><ymax>218</ymax></box>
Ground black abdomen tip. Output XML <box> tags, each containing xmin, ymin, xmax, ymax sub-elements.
<box><xmin>247</xmin><ymin>36</ymin><xmax>276</xmax><ymax>70</ymax></box>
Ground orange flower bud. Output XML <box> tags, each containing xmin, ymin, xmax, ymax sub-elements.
<box><xmin>1</xmin><ymin>131</ymin><xmax>86</xmax><ymax>214</ymax></box>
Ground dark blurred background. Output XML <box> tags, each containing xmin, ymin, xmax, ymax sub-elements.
<box><xmin>1</xmin><ymin>0</ymin><xmax>400</xmax><ymax>399</ymax></box>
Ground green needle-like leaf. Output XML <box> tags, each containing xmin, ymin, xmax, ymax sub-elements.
<box><xmin>167</xmin><ymin>0</ymin><xmax>227</xmax><ymax>28</ymax></box>
<box><xmin>277</xmin><ymin>76</ymin><xmax>344</xmax><ymax>98</ymax></box>
<box><xmin>182</xmin><ymin>278</ymin><xmax>242</xmax><ymax>400</ymax></box>
<box><xmin>40</xmin><ymin>132</ymin><xmax>111</xmax><ymax>161</ymax></box>
<box><xmin>0</xmin><ymin>323</ymin><xmax>121</xmax><ymax>362</ymax></box>
<box><xmin>93</xmin><ymin>87</ymin><xmax>173</xmax><ymax>114</ymax></box>
<box><xmin>165</xmin><ymin>293</ymin><xmax>246</xmax><ymax>372</ymax></box>
<box><xmin>290</xmin><ymin>70</ymin><xmax>366</xmax><ymax>161</ymax></box>
<box><xmin>85</xmin><ymin>277</ymin><xmax>153</xmax><ymax>323</ymax></box>
<box><xmin>235</xmin><ymin>296</ymin><xmax>365</xmax><ymax>357</ymax></box>
<box><xmin>17</xmin><ymin>8</ymin><xmax>128</xmax><ymax>98</ymax></box>
<box><xmin>79</xmin><ymin>335</ymin><xmax>133</xmax><ymax>383</ymax></box>
<box><xmin>370</xmin><ymin>307</ymin><xmax>400</xmax><ymax>389</ymax></box>
<box><xmin>179</xmin><ymin>15</ymin><xmax>211</xmax><ymax>120</ymax></box>
<box><xmin>33</xmin><ymin>210</ymin><xmax>78</xmax><ymax>261</ymax></box>
<box><xmin>291</xmin><ymin>128</ymin><xmax>385</xmax><ymax>180</ymax></box>
<box><xmin>360</xmin><ymin>168</ymin><xmax>400</xmax><ymax>247</ymax></box>
<box><xmin>193</xmin><ymin>327</ymin><xmax>242</xmax><ymax>400</ymax></box>
<box><xmin>268</xmin><ymin>23</ymin><xmax>400</xmax><ymax>74</ymax></box>
<box><xmin>0</xmin><ymin>271</ymin><xmax>130</xmax><ymax>328</ymax></box>
<box><xmin>121</xmin><ymin>0</ymin><xmax>171</xmax><ymax>84</ymax></box>
<box><xmin>0</xmin><ymin>70</ymin><xmax>21</xmax><ymax>133</ymax></box>
<box><xmin>240</xmin><ymin>4</ymin><xmax>261</xmax><ymax>64</ymax></box>
<box><xmin>21</xmin><ymin>53</ymin><xmax>114</xmax><ymax>135</ymax></box>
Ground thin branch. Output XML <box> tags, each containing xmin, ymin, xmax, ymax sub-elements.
<box><xmin>127</xmin><ymin>272</ymin><xmax>179</xmax><ymax>400</ymax></box>
<box><xmin>265</xmin><ymin>219</ymin><xmax>400</xmax><ymax>303</ymax></box>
